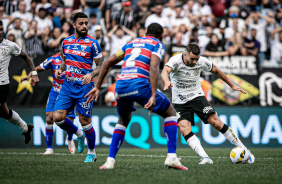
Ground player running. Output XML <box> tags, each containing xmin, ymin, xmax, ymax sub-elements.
<box><xmin>0</xmin><ymin>20</ymin><xmax>39</xmax><ymax>144</ymax></box>
<box><xmin>85</xmin><ymin>23</ymin><xmax>188</xmax><ymax>170</ymax></box>
<box><xmin>21</xmin><ymin>39</ymin><xmax>79</xmax><ymax>155</ymax></box>
<box><xmin>161</xmin><ymin>44</ymin><xmax>255</xmax><ymax>164</ymax></box>
<box><xmin>53</xmin><ymin>12</ymin><xmax>103</xmax><ymax>162</ymax></box>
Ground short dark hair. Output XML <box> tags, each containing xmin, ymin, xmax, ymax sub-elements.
<box><xmin>0</xmin><ymin>20</ymin><xmax>2</xmax><ymax>26</ymax></box>
<box><xmin>73</xmin><ymin>12</ymin><xmax>88</xmax><ymax>22</ymax></box>
<box><xmin>90</xmin><ymin>14</ymin><xmax>96</xmax><ymax>18</ymax></box>
<box><xmin>146</xmin><ymin>23</ymin><xmax>163</xmax><ymax>39</ymax></box>
<box><xmin>39</xmin><ymin>7</ymin><xmax>46</xmax><ymax>12</ymax></box>
<box><xmin>187</xmin><ymin>44</ymin><xmax>200</xmax><ymax>55</ymax></box>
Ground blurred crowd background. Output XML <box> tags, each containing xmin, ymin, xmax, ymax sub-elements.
<box><xmin>1</xmin><ymin>0</ymin><xmax>281</xmax><ymax>106</ymax></box>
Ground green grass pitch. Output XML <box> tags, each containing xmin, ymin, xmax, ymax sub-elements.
<box><xmin>0</xmin><ymin>148</ymin><xmax>281</xmax><ymax>184</ymax></box>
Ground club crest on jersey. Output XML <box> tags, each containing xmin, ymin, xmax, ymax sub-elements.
<box><xmin>55</xmin><ymin>58</ymin><xmax>60</xmax><ymax>63</ymax></box>
<box><xmin>81</xmin><ymin>45</ymin><xmax>87</xmax><ymax>51</ymax></box>
<box><xmin>67</xmin><ymin>38</ymin><xmax>72</xmax><ymax>42</ymax></box>
<box><xmin>84</xmin><ymin>39</ymin><xmax>89</xmax><ymax>43</ymax></box>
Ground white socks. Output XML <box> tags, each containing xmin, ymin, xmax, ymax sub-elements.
<box><xmin>87</xmin><ymin>149</ymin><xmax>96</xmax><ymax>155</ymax></box>
<box><xmin>8</xmin><ymin>110</ymin><xmax>28</xmax><ymax>132</ymax></box>
<box><xmin>75</xmin><ymin>129</ymin><xmax>83</xmax><ymax>138</ymax></box>
<box><xmin>167</xmin><ymin>153</ymin><xmax>177</xmax><ymax>159</ymax></box>
<box><xmin>223</xmin><ymin>127</ymin><xmax>246</xmax><ymax>149</ymax></box>
<box><xmin>187</xmin><ymin>134</ymin><xmax>209</xmax><ymax>158</ymax></box>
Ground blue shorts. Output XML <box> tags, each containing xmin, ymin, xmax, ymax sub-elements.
<box><xmin>54</xmin><ymin>81</ymin><xmax>94</xmax><ymax>118</ymax></box>
<box><xmin>46</xmin><ymin>88</ymin><xmax>75</xmax><ymax>118</ymax></box>
<box><xmin>115</xmin><ymin>78</ymin><xmax>170</xmax><ymax>117</ymax></box>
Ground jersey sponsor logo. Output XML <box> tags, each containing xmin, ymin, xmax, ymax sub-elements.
<box><xmin>132</xmin><ymin>39</ymin><xmax>153</xmax><ymax>44</ymax></box>
<box><xmin>175</xmin><ymin>82</ymin><xmax>197</xmax><ymax>89</ymax></box>
<box><xmin>66</xmin><ymin>49</ymin><xmax>87</xmax><ymax>57</ymax></box>
<box><xmin>65</xmin><ymin>75</ymin><xmax>83</xmax><ymax>82</ymax></box>
<box><xmin>93</xmin><ymin>42</ymin><xmax>99</xmax><ymax>55</ymax></box>
<box><xmin>133</xmin><ymin>43</ymin><xmax>145</xmax><ymax>47</ymax></box>
<box><xmin>203</xmin><ymin>106</ymin><xmax>213</xmax><ymax>114</ymax></box>
<box><xmin>66</xmin><ymin>65</ymin><xmax>83</xmax><ymax>74</ymax></box>
<box><xmin>121</xmin><ymin>68</ymin><xmax>138</xmax><ymax>73</ymax></box>
<box><xmin>73</xmin><ymin>46</ymin><xmax>78</xmax><ymax>50</ymax></box>
<box><xmin>79</xmin><ymin>102</ymin><xmax>91</xmax><ymax>109</ymax></box>
<box><xmin>177</xmin><ymin>93</ymin><xmax>195</xmax><ymax>101</ymax></box>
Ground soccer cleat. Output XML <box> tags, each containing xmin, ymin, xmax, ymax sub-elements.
<box><xmin>99</xmin><ymin>158</ymin><xmax>115</xmax><ymax>169</ymax></box>
<box><xmin>43</xmin><ymin>148</ymin><xmax>54</xmax><ymax>155</ymax></box>
<box><xmin>77</xmin><ymin>132</ymin><xmax>85</xmax><ymax>153</ymax></box>
<box><xmin>22</xmin><ymin>124</ymin><xmax>34</xmax><ymax>144</ymax></box>
<box><xmin>199</xmin><ymin>157</ymin><xmax>213</xmax><ymax>165</ymax></box>
<box><xmin>247</xmin><ymin>152</ymin><xmax>255</xmax><ymax>164</ymax></box>
<box><xmin>67</xmin><ymin>135</ymin><xmax>76</xmax><ymax>154</ymax></box>
<box><xmin>164</xmin><ymin>156</ymin><xmax>188</xmax><ymax>170</ymax></box>
<box><xmin>84</xmin><ymin>154</ymin><xmax>97</xmax><ymax>163</ymax></box>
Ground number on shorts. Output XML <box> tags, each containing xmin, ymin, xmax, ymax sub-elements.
<box><xmin>125</xmin><ymin>48</ymin><xmax>141</xmax><ymax>67</ymax></box>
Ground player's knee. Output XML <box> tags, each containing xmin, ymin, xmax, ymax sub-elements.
<box><xmin>53</xmin><ymin>112</ymin><xmax>64</xmax><ymax>122</ymax></box>
<box><xmin>46</xmin><ymin>117</ymin><xmax>53</xmax><ymax>125</ymax></box>
<box><xmin>178</xmin><ymin>121</ymin><xmax>191</xmax><ymax>135</ymax></box>
<box><xmin>79</xmin><ymin>115</ymin><xmax>91</xmax><ymax>126</ymax></box>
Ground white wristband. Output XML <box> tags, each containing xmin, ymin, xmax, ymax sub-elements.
<box><xmin>31</xmin><ymin>71</ymin><xmax>38</xmax><ymax>76</ymax></box>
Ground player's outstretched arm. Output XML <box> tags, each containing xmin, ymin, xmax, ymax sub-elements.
<box><xmin>20</xmin><ymin>65</ymin><xmax>44</xmax><ymax>83</ymax></box>
<box><xmin>18</xmin><ymin>51</ymin><xmax>39</xmax><ymax>86</ymax></box>
<box><xmin>144</xmin><ymin>54</ymin><xmax>160</xmax><ymax>115</ymax></box>
<box><xmin>161</xmin><ymin>66</ymin><xmax>173</xmax><ymax>90</ymax></box>
<box><xmin>211</xmin><ymin>64</ymin><xmax>247</xmax><ymax>94</ymax></box>
<box><xmin>85</xmin><ymin>53</ymin><xmax>121</xmax><ymax>103</ymax></box>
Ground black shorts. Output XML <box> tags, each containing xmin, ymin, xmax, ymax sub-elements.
<box><xmin>173</xmin><ymin>96</ymin><xmax>216</xmax><ymax>126</ymax></box>
<box><xmin>0</xmin><ymin>84</ymin><xmax>9</xmax><ymax>104</ymax></box>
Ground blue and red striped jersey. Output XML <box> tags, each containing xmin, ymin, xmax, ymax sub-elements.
<box><xmin>40</xmin><ymin>53</ymin><xmax>64</xmax><ymax>92</ymax></box>
<box><xmin>62</xmin><ymin>34</ymin><xmax>102</xmax><ymax>85</ymax></box>
<box><xmin>118</xmin><ymin>36</ymin><xmax>165</xmax><ymax>80</ymax></box>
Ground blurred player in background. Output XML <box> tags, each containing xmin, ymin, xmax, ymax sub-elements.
<box><xmin>53</xmin><ymin>12</ymin><xmax>103</xmax><ymax>162</ymax></box>
<box><xmin>105</xmin><ymin>72</ymin><xmax>118</xmax><ymax>106</ymax></box>
<box><xmin>85</xmin><ymin>23</ymin><xmax>188</xmax><ymax>170</ymax></box>
<box><xmin>161</xmin><ymin>44</ymin><xmax>255</xmax><ymax>164</ymax></box>
<box><xmin>0</xmin><ymin>20</ymin><xmax>39</xmax><ymax>144</ymax></box>
<box><xmin>21</xmin><ymin>39</ymin><xmax>77</xmax><ymax>155</ymax></box>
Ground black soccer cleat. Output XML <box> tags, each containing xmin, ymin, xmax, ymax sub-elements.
<box><xmin>22</xmin><ymin>124</ymin><xmax>34</xmax><ymax>144</ymax></box>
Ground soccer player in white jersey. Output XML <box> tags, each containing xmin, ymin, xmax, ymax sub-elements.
<box><xmin>161</xmin><ymin>44</ymin><xmax>255</xmax><ymax>164</ymax></box>
<box><xmin>0</xmin><ymin>20</ymin><xmax>39</xmax><ymax>144</ymax></box>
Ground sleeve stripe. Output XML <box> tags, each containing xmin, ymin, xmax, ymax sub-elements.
<box><xmin>209</xmin><ymin>63</ymin><xmax>213</xmax><ymax>72</ymax></box>
<box><xmin>164</xmin><ymin>65</ymin><xmax>173</xmax><ymax>70</ymax></box>
<box><xmin>152</xmin><ymin>52</ymin><xmax>162</xmax><ymax>59</ymax></box>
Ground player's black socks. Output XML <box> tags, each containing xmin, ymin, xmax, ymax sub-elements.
<box><xmin>219</xmin><ymin>124</ymin><xmax>229</xmax><ymax>134</ymax></box>
<box><xmin>184</xmin><ymin>132</ymin><xmax>195</xmax><ymax>141</ymax></box>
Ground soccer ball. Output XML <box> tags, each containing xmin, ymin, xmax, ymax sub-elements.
<box><xmin>229</xmin><ymin>146</ymin><xmax>250</xmax><ymax>164</ymax></box>
<box><xmin>105</xmin><ymin>92</ymin><xmax>116</xmax><ymax>102</ymax></box>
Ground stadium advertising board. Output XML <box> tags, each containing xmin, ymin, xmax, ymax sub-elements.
<box><xmin>259</xmin><ymin>68</ymin><xmax>282</xmax><ymax>106</ymax></box>
<box><xmin>0</xmin><ymin>107</ymin><xmax>281</xmax><ymax>148</ymax></box>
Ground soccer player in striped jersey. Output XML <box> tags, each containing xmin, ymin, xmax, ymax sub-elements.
<box><xmin>85</xmin><ymin>23</ymin><xmax>188</xmax><ymax>170</ymax></box>
<box><xmin>21</xmin><ymin>39</ymin><xmax>83</xmax><ymax>155</ymax></box>
<box><xmin>0</xmin><ymin>20</ymin><xmax>39</xmax><ymax>144</ymax></box>
<box><xmin>53</xmin><ymin>12</ymin><xmax>103</xmax><ymax>162</ymax></box>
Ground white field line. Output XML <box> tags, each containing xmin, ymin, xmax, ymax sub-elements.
<box><xmin>0</xmin><ymin>152</ymin><xmax>281</xmax><ymax>160</ymax></box>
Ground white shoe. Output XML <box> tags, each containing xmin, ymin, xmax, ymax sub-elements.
<box><xmin>199</xmin><ymin>157</ymin><xmax>213</xmax><ymax>164</ymax></box>
<box><xmin>164</xmin><ymin>156</ymin><xmax>188</xmax><ymax>170</ymax></box>
<box><xmin>99</xmin><ymin>157</ymin><xmax>115</xmax><ymax>169</ymax></box>
<box><xmin>43</xmin><ymin>148</ymin><xmax>54</xmax><ymax>155</ymax></box>
<box><xmin>67</xmin><ymin>136</ymin><xmax>76</xmax><ymax>154</ymax></box>
<box><xmin>247</xmin><ymin>152</ymin><xmax>255</xmax><ymax>164</ymax></box>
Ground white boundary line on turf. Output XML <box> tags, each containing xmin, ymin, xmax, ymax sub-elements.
<box><xmin>0</xmin><ymin>152</ymin><xmax>281</xmax><ymax>160</ymax></box>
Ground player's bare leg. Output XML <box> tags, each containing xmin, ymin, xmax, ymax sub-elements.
<box><xmin>158</xmin><ymin>104</ymin><xmax>188</xmax><ymax>170</ymax></box>
<box><xmin>79</xmin><ymin>114</ymin><xmax>97</xmax><ymax>162</ymax></box>
<box><xmin>100</xmin><ymin>114</ymin><xmax>132</xmax><ymax>169</ymax></box>
<box><xmin>53</xmin><ymin>110</ymin><xmax>84</xmax><ymax>153</ymax></box>
<box><xmin>178</xmin><ymin>119</ymin><xmax>213</xmax><ymax>164</ymax></box>
<box><xmin>0</xmin><ymin>102</ymin><xmax>33</xmax><ymax>144</ymax></box>
<box><xmin>207</xmin><ymin>113</ymin><xmax>255</xmax><ymax>163</ymax></box>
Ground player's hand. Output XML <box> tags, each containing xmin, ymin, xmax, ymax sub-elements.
<box><xmin>82</xmin><ymin>73</ymin><xmax>92</xmax><ymax>85</ymax></box>
<box><xmin>31</xmin><ymin>75</ymin><xmax>39</xmax><ymax>86</ymax></box>
<box><xmin>55</xmin><ymin>69</ymin><xmax>62</xmax><ymax>79</ymax></box>
<box><xmin>144</xmin><ymin>96</ymin><xmax>156</xmax><ymax>115</ymax></box>
<box><xmin>85</xmin><ymin>87</ymin><xmax>100</xmax><ymax>104</ymax></box>
<box><xmin>163</xmin><ymin>81</ymin><xmax>173</xmax><ymax>90</ymax></box>
<box><xmin>20</xmin><ymin>73</ymin><xmax>32</xmax><ymax>83</ymax></box>
<box><xmin>232</xmin><ymin>85</ymin><xmax>247</xmax><ymax>94</ymax></box>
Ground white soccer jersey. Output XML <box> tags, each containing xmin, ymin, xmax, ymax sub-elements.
<box><xmin>165</xmin><ymin>53</ymin><xmax>213</xmax><ymax>104</ymax></box>
<box><xmin>0</xmin><ymin>39</ymin><xmax>22</xmax><ymax>85</ymax></box>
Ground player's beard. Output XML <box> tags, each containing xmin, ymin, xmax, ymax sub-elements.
<box><xmin>76</xmin><ymin>28</ymin><xmax>88</xmax><ymax>37</ymax></box>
